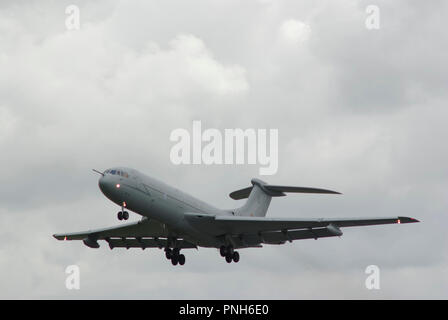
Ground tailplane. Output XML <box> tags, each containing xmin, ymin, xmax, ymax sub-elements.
<box><xmin>231</xmin><ymin>178</ymin><xmax>341</xmax><ymax>218</ymax></box>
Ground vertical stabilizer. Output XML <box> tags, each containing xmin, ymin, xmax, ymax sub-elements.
<box><xmin>234</xmin><ymin>179</ymin><xmax>276</xmax><ymax>217</ymax></box>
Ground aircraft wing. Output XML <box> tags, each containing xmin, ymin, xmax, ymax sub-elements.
<box><xmin>184</xmin><ymin>213</ymin><xmax>419</xmax><ymax>247</ymax></box>
<box><xmin>53</xmin><ymin>218</ymin><xmax>197</xmax><ymax>249</ymax></box>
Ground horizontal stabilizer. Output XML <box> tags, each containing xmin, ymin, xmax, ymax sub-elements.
<box><xmin>229</xmin><ymin>179</ymin><xmax>341</xmax><ymax>200</ymax></box>
<box><xmin>266</xmin><ymin>185</ymin><xmax>341</xmax><ymax>195</ymax></box>
<box><xmin>229</xmin><ymin>187</ymin><xmax>254</xmax><ymax>200</ymax></box>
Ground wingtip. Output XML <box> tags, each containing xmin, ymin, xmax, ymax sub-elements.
<box><xmin>398</xmin><ymin>217</ymin><xmax>420</xmax><ymax>224</ymax></box>
<box><xmin>315</xmin><ymin>188</ymin><xmax>342</xmax><ymax>195</ymax></box>
<box><xmin>53</xmin><ymin>234</ymin><xmax>65</xmax><ymax>240</ymax></box>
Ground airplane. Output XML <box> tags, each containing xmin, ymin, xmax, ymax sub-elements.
<box><xmin>54</xmin><ymin>167</ymin><xmax>419</xmax><ymax>266</ymax></box>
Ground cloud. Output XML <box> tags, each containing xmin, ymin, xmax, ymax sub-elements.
<box><xmin>107</xmin><ymin>33</ymin><xmax>249</xmax><ymax>103</ymax></box>
<box><xmin>278</xmin><ymin>19</ymin><xmax>311</xmax><ymax>46</ymax></box>
<box><xmin>0</xmin><ymin>11</ymin><xmax>249</xmax><ymax>209</ymax></box>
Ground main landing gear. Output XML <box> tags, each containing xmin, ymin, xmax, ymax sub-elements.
<box><xmin>165</xmin><ymin>248</ymin><xmax>186</xmax><ymax>266</ymax></box>
<box><xmin>220</xmin><ymin>245</ymin><xmax>240</xmax><ymax>263</ymax></box>
<box><xmin>117</xmin><ymin>203</ymin><xmax>129</xmax><ymax>221</ymax></box>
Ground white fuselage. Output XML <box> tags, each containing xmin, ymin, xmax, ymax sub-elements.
<box><xmin>98</xmin><ymin>167</ymin><xmax>233</xmax><ymax>247</ymax></box>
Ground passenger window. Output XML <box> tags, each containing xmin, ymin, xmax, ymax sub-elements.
<box><xmin>110</xmin><ymin>170</ymin><xmax>116</xmax><ymax>175</ymax></box>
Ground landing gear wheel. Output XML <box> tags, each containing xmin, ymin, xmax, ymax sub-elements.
<box><xmin>123</xmin><ymin>211</ymin><xmax>129</xmax><ymax>220</ymax></box>
<box><xmin>171</xmin><ymin>255</ymin><xmax>179</xmax><ymax>266</ymax></box>
<box><xmin>225</xmin><ymin>254</ymin><xmax>233</xmax><ymax>263</ymax></box>
<box><xmin>117</xmin><ymin>211</ymin><xmax>123</xmax><ymax>220</ymax></box>
<box><xmin>232</xmin><ymin>251</ymin><xmax>240</xmax><ymax>263</ymax></box>
<box><xmin>178</xmin><ymin>254</ymin><xmax>186</xmax><ymax>266</ymax></box>
<box><xmin>220</xmin><ymin>246</ymin><xmax>227</xmax><ymax>257</ymax></box>
<box><xmin>165</xmin><ymin>249</ymin><xmax>172</xmax><ymax>260</ymax></box>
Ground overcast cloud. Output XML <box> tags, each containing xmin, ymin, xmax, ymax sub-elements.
<box><xmin>0</xmin><ymin>0</ymin><xmax>447</xmax><ymax>299</ymax></box>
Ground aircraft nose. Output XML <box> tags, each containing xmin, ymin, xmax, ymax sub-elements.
<box><xmin>98</xmin><ymin>173</ymin><xmax>120</xmax><ymax>196</ymax></box>
<box><xmin>98</xmin><ymin>175</ymin><xmax>108</xmax><ymax>194</ymax></box>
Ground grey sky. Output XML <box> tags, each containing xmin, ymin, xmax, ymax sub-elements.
<box><xmin>0</xmin><ymin>0</ymin><xmax>447</xmax><ymax>299</ymax></box>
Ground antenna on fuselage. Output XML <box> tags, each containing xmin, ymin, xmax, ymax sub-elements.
<box><xmin>92</xmin><ymin>169</ymin><xmax>104</xmax><ymax>176</ymax></box>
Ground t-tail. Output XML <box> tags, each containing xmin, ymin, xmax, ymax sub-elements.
<box><xmin>230</xmin><ymin>178</ymin><xmax>341</xmax><ymax>217</ymax></box>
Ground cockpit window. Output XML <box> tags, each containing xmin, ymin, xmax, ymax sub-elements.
<box><xmin>106</xmin><ymin>169</ymin><xmax>129</xmax><ymax>178</ymax></box>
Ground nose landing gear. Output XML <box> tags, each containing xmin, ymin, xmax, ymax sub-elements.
<box><xmin>117</xmin><ymin>211</ymin><xmax>129</xmax><ymax>220</ymax></box>
<box><xmin>117</xmin><ymin>203</ymin><xmax>129</xmax><ymax>221</ymax></box>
